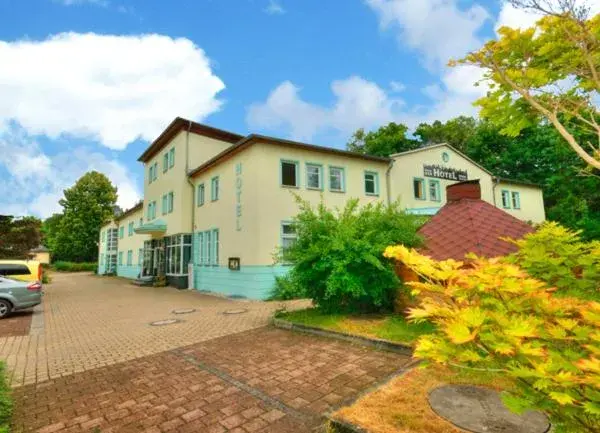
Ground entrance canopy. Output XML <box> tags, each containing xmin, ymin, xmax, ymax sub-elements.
<box><xmin>134</xmin><ymin>219</ymin><xmax>167</xmax><ymax>235</ymax></box>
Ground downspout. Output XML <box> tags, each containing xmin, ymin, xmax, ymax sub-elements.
<box><xmin>492</xmin><ymin>176</ymin><xmax>499</xmax><ymax>207</ymax></box>
<box><xmin>185</xmin><ymin>121</ymin><xmax>195</xmax><ymax>289</ymax></box>
<box><xmin>385</xmin><ymin>158</ymin><xmax>395</xmax><ymax>206</ymax></box>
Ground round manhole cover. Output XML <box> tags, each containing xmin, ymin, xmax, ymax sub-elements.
<box><xmin>429</xmin><ymin>385</ymin><xmax>550</xmax><ymax>433</ymax></box>
<box><xmin>172</xmin><ymin>308</ymin><xmax>196</xmax><ymax>315</ymax></box>
<box><xmin>149</xmin><ymin>319</ymin><xmax>182</xmax><ymax>326</ymax></box>
<box><xmin>222</xmin><ymin>308</ymin><xmax>248</xmax><ymax>315</ymax></box>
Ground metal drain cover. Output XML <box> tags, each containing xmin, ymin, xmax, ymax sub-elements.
<box><xmin>429</xmin><ymin>385</ymin><xmax>550</xmax><ymax>433</ymax></box>
<box><xmin>172</xmin><ymin>308</ymin><xmax>196</xmax><ymax>315</ymax></box>
<box><xmin>222</xmin><ymin>308</ymin><xmax>248</xmax><ymax>315</ymax></box>
<box><xmin>150</xmin><ymin>319</ymin><xmax>182</xmax><ymax>326</ymax></box>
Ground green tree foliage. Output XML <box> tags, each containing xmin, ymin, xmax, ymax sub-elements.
<box><xmin>279</xmin><ymin>196</ymin><xmax>424</xmax><ymax>313</ymax></box>
<box><xmin>455</xmin><ymin>2</ymin><xmax>600</xmax><ymax>170</ymax></box>
<box><xmin>0</xmin><ymin>215</ymin><xmax>42</xmax><ymax>259</ymax></box>
<box><xmin>41</xmin><ymin>213</ymin><xmax>63</xmax><ymax>257</ymax></box>
<box><xmin>386</xmin><ymin>244</ymin><xmax>600</xmax><ymax>433</ymax></box>
<box><xmin>346</xmin><ymin>122</ymin><xmax>420</xmax><ymax>157</ymax></box>
<box><xmin>414</xmin><ymin>116</ymin><xmax>478</xmax><ymax>153</ymax></box>
<box><xmin>506</xmin><ymin>222</ymin><xmax>600</xmax><ymax>300</ymax></box>
<box><xmin>52</xmin><ymin>171</ymin><xmax>117</xmax><ymax>262</ymax></box>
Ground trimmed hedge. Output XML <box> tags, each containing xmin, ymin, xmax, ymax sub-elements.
<box><xmin>51</xmin><ymin>261</ymin><xmax>97</xmax><ymax>272</ymax></box>
<box><xmin>0</xmin><ymin>362</ymin><xmax>12</xmax><ymax>433</ymax></box>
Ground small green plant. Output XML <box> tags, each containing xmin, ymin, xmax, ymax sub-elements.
<box><xmin>0</xmin><ymin>362</ymin><xmax>13</xmax><ymax>433</ymax></box>
<box><xmin>270</xmin><ymin>275</ymin><xmax>306</xmax><ymax>300</ymax></box>
<box><xmin>51</xmin><ymin>261</ymin><xmax>97</xmax><ymax>272</ymax></box>
<box><xmin>279</xmin><ymin>196</ymin><xmax>424</xmax><ymax>313</ymax></box>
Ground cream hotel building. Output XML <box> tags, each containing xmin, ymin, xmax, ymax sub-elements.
<box><xmin>98</xmin><ymin>117</ymin><xmax>545</xmax><ymax>298</ymax></box>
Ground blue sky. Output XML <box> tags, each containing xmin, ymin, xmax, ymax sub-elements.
<box><xmin>0</xmin><ymin>0</ymin><xmax>552</xmax><ymax>217</ymax></box>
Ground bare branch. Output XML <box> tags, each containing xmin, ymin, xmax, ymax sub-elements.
<box><xmin>508</xmin><ymin>0</ymin><xmax>591</xmax><ymax>20</ymax></box>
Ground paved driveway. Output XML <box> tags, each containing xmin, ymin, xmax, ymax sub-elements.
<box><xmin>5</xmin><ymin>273</ymin><xmax>412</xmax><ymax>432</ymax></box>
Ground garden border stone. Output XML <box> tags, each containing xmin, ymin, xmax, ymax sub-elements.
<box><xmin>271</xmin><ymin>317</ymin><xmax>413</xmax><ymax>355</ymax></box>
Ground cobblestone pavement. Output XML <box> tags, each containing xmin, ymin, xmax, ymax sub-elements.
<box><xmin>0</xmin><ymin>273</ymin><xmax>310</xmax><ymax>387</ymax></box>
<box><xmin>0</xmin><ymin>311</ymin><xmax>33</xmax><ymax>338</ymax></box>
<box><xmin>13</xmin><ymin>328</ymin><xmax>413</xmax><ymax>433</ymax></box>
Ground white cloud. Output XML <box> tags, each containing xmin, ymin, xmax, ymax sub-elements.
<box><xmin>265</xmin><ymin>0</ymin><xmax>285</xmax><ymax>15</ymax></box>
<box><xmin>390</xmin><ymin>81</ymin><xmax>406</xmax><ymax>92</ymax></box>
<box><xmin>496</xmin><ymin>0</ymin><xmax>600</xmax><ymax>32</ymax></box>
<box><xmin>247</xmin><ymin>77</ymin><xmax>405</xmax><ymax>141</ymax></box>
<box><xmin>366</xmin><ymin>0</ymin><xmax>490</xmax><ymax>69</ymax></box>
<box><xmin>0</xmin><ymin>32</ymin><xmax>225</xmax><ymax>150</ymax></box>
<box><xmin>0</xmin><ymin>126</ymin><xmax>140</xmax><ymax>218</ymax></box>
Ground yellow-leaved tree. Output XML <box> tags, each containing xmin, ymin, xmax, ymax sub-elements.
<box><xmin>454</xmin><ymin>0</ymin><xmax>600</xmax><ymax>171</ymax></box>
<box><xmin>384</xmin><ymin>244</ymin><xmax>600</xmax><ymax>433</ymax></box>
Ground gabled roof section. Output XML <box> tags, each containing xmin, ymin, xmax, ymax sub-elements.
<box><xmin>188</xmin><ymin>134</ymin><xmax>390</xmax><ymax>178</ymax></box>
<box><xmin>418</xmin><ymin>197</ymin><xmax>534</xmax><ymax>261</ymax></box>
<box><xmin>390</xmin><ymin>143</ymin><xmax>494</xmax><ymax>177</ymax></box>
<box><xmin>137</xmin><ymin>117</ymin><xmax>244</xmax><ymax>163</ymax></box>
<box><xmin>116</xmin><ymin>201</ymin><xmax>143</xmax><ymax>222</ymax></box>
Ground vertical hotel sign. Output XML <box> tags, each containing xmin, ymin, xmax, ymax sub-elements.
<box><xmin>235</xmin><ymin>163</ymin><xmax>242</xmax><ymax>231</ymax></box>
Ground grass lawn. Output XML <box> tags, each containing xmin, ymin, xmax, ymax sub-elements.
<box><xmin>331</xmin><ymin>364</ymin><xmax>514</xmax><ymax>433</ymax></box>
<box><xmin>277</xmin><ymin>308</ymin><xmax>435</xmax><ymax>346</ymax></box>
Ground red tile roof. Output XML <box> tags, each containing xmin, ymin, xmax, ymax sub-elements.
<box><xmin>418</xmin><ymin>198</ymin><xmax>534</xmax><ymax>261</ymax></box>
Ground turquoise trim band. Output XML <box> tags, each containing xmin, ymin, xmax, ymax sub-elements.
<box><xmin>192</xmin><ymin>265</ymin><xmax>290</xmax><ymax>300</ymax></box>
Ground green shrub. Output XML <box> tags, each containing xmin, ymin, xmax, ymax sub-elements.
<box><xmin>270</xmin><ymin>274</ymin><xmax>307</xmax><ymax>300</ymax></box>
<box><xmin>0</xmin><ymin>362</ymin><xmax>12</xmax><ymax>433</ymax></box>
<box><xmin>51</xmin><ymin>261</ymin><xmax>97</xmax><ymax>272</ymax></box>
<box><xmin>278</xmin><ymin>197</ymin><xmax>424</xmax><ymax>313</ymax></box>
<box><xmin>506</xmin><ymin>222</ymin><xmax>600</xmax><ymax>300</ymax></box>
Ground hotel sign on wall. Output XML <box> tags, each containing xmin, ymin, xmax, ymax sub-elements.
<box><xmin>423</xmin><ymin>164</ymin><xmax>468</xmax><ymax>181</ymax></box>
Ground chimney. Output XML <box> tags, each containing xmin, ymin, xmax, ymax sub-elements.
<box><xmin>447</xmin><ymin>179</ymin><xmax>481</xmax><ymax>201</ymax></box>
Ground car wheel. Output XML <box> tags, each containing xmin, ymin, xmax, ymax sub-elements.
<box><xmin>0</xmin><ymin>300</ymin><xmax>12</xmax><ymax>319</ymax></box>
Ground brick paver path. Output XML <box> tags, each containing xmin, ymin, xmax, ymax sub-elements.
<box><xmin>1</xmin><ymin>273</ymin><xmax>309</xmax><ymax>386</ymax></box>
<box><xmin>13</xmin><ymin>328</ymin><xmax>412</xmax><ymax>432</ymax></box>
<box><xmin>5</xmin><ymin>273</ymin><xmax>413</xmax><ymax>432</ymax></box>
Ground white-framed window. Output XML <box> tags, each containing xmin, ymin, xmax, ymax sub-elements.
<box><xmin>128</xmin><ymin>222</ymin><xmax>134</xmax><ymax>236</ymax></box>
<box><xmin>197</xmin><ymin>229</ymin><xmax>219</xmax><ymax>266</ymax></box>
<box><xmin>169</xmin><ymin>148</ymin><xmax>175</xmax><ymax>168</ymax></box>
<box><xmin>413</xmin><ymin>178</ymin><xmax>426</xmax><ymax>200</ymax></box>
<box><xmin>167</xmin><ymin>191</ymin><xmax>174</xmax><ymax>213</ymax></box>
<box><xmin>197</xmin><ymin>183</ymin><xmax>205</xmax><ymax>207</ymax></box>
<box><xmin>211</xmin><ymin>177</ymin><xmax>219</xmax><ymax>201</ymax></box>
<box><xmin>429</xmin><ymin>180</ymin><xmax>441</xmax><ymax>202</ymax></box>
<box><xmin>364</xmin><ymin>171</ymin><xmax>379</xmax><ymax>196</ymax></box>
<box><xmin>127</xmin><ymin>250</ymin><xmax>133</xmax><ymax>266</ymax></box>
<box><xmin>306</xmin><ymin>164</ymin><xmax>322</xmax><ymax>190</ymax></box>
<box><xmin>147</xmin><ymin>201</ymin><xmax>156</xmax><ymax>220</ymax></box>
<box><xmin>281</xmin><ymin>160</ymin><xmax>299</xmax><ymax>187</ymax></box>
<box><xmin>162</xmin><ymin>194</ymin><xmax>168</xmax><ymax>215</ymax></box>
<box><xmin>119</xmin><ymin>226</ymin><xmax>124</xmax><ymax>239</ymax></box>
<box><xmin>281</xmin><ymin>222</ymin><xmax>297</xmax><ymax>254</ymax></box>
<box><xmin>511</xmin><ymin>191</ymin><xmax>521</xmax><ymax>209</ymax></box>
<box><xmin>501</xmin><ymin>190</ymin><xmax>511</xmax><ymax>208</ymax></box>
<box><xmin>163</xmin><ymin>153</ymin><xmax>169</xmax><ymax>173</ymax></box>
<box><xmin>149</xmin><ymin>165</ymin><xmax>154</xmax><ymax>183</ymax></box>
<box><xmin>138</xmin><ymin>248</ymin><xmax>143</xmax><ymax>266</ymax></box>
<box><xmin>153</xmin><ymin>162</ymin><xmax>158</xmax><ymax>181</ymax></box>
<box><xmin>329</xmin><ymin>166</ymin><xmax>345</xmax><ymax>192</ymax></box>
<box><xmin>118</xmin><ymin>251</ymin><xmax>123</xmax><ymax>266</ymax></box>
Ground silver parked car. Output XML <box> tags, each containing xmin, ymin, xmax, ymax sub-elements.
<box><xmin>0</xmin><ymin>276</ymin><xmax>42</xmax><ymax>318</ymax></box>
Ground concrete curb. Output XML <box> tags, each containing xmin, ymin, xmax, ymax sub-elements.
<box><xmin>271</xmin><ymin>317</ymin><xmax>413</xmax><ymax>355</ymax></box>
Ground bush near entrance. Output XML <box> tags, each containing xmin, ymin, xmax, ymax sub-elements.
<box><xmin>385</xmin><ymin>244</ymin><xmax>600</xmax><ymax>433</ymax></box>
<box><xmin>277</xmin><ymin>197</ymin><xmax>424</xmax><ymax>313</ymax></box>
